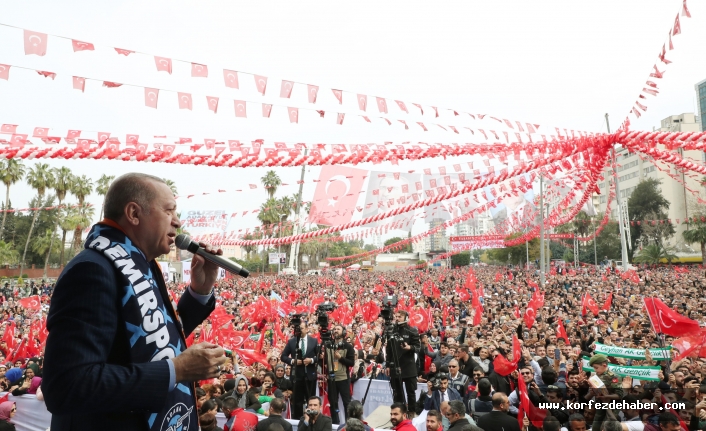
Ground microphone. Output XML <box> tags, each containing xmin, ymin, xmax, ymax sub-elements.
<box><xmin>174</xmin><ymin>234</ymin><xmax>250</xmax><ymax>278</ymax></box>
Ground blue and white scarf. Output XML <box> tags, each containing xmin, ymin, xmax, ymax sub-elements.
<box><xmin>86</xmin><ymin>223</ymin><xmax>197</xmax><ymax>431</ymax></box>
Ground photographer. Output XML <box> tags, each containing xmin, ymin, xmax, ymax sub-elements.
<box><xmin>281</xmin><ymin>320</ymin><xmax>319</xmax><ymax>419</ymax></box>
<box><xmin>420</xmin><ymin>373</ymin><xmax>462</xmax><ymax>412</ymax></box>
<box><xmin>386</xmin><ymin>310</ymin><xmax>421</xmax><ymax>415</ymax></box>
<box><xmin>323</xmin><ymin>324</ymin><xmax>355</xmax><ymax>425</ymax></box>
<box><xmin>298</xmin><ymin>396</ymin><xmax>332</xmax><ymax>431</ymax></box>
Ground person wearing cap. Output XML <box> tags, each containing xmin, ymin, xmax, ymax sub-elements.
<box><xmin>585</xmin><ymin>354</ymin><xmax>623</xmax><ymax>431</ymax></box>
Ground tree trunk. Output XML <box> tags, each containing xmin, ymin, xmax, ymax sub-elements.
<box><xmin>44</xmin><ymin>234</ymin><xmax>54</xmax><ymax>278</ymax></box>
<box><xmin>19</xmin><ymin>210</ymin><xmax>40</xmax><ymax>279</ymax></box>
<box><xmin>73</xmin><ymin>226</ymin><xmax>82</xmax><ymax>254</ymax></box>
<box><xmin>0</xmin><ymin>185</ymin><xmax>9</xmax><ymax>239</ymax></box>
<box><xmin>59</xmin><ymin>229</ymin><xmax>67</xmax><ymax>267</ymax></box>
<box><xmin>701</xmin><ymin>242</ymin><xmax>706</xmax><ymax>266</ymax></box>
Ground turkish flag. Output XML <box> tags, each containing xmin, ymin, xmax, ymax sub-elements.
<box><xmin>332</xmin><ymin>89</ymin><xmax>343</xmax><ymax>104</ymax></box>
<box><xmin>234</xmin><ymin>349</ymin><xmax>271</xmax><ymax>369</ymax></box>
<box><xmin>288</xmin><ymin>107</ymin><xmax>299</xmax><ymax>123</ymax></box>
<box><xmin>1</xmin><ymin>321</ymin><xmax>16</xmax><ymax>350</ymax></box>
<box><xmin>144</xmin><ymin>88</ymin><xmax>159</xmax><ymax>108</ymax></box>
<box><xmin>254</xmin><ymin>75</ymin><xmax>268</xmax><ymax>95</ymax></box>
<box><xmin>409</xmin><ymin>309</ymin><xmax>429</xmax><ymax>332</ymax></box>
<box><xmin>280</xmin><ymin>80</ymin><xmax>294</xmax><ymax>98</ymax></box>
<box><xmin>0</xmin><ymin>64</ymin><xmax>9</xmax><ymax>80</ymax></box>
<box><xmin>71</xmin><ymin>40</ymin><xmax>94</xmax><ymax>51</ymax></box>
<box><xmin>206</xmin><ymin>96</ymin><xmax>219</xmax><ymax>113</ymax></box>
<box><xmin>492</xmin><ymin>354</ymin><xmax>516</xmax><ymax>376</ymax></box>
<box><xmin>517</xmin><ymin>372</ymin><xmax>547</xmax><ymax>428</ymax></box>
<box><xmin>32</xmin><ymin>127</ymin><xmax>48</xmax><ymax>138</ymax></box>
<box><xmin>223</xmin><ymin>69</ymin><xmax>239</xmax><ymax>88</ymax></box>
<box><xmin>376</xmin><ymin>97</ymin><xmax>388</xmax><ymax>113</ymax></box>
<box><xmin>583</xmin><ymin>293</ymin><xmax>599</xmax><ymax>316</ymax></box>
<box><xmin>262</xmin><ymin>104</ymin><xmax>272</xmax><ymax>118</ymax></box>
<box><xmin>24</xmin><ymin>30</ymin><xmax>48</xmax><ymax>56</ymax></box>
<box><xmin>602</xmin><ymin>293</ymin><xmax>613</xmax><ymax>311</ymax></box>
<box><xmin>395</xmin><ymin>100</ymin><xmax>408</xmax><ymax>113</ymax></box>
<box><xmin>357</xmin><ymin>94</ymin><xmax>367</xmax><ymax>111</ymax></box>
<box><xmin>513</xmin><ymin>306</ymin><xmax>521</xmax><ymax>320</ymax></box>
<box><xmin>234</xmin><ymin>100</ymin><xmax>247</xmax><ymax>118</ymax></box>
<box><xmin>154</xmin><ymin>56</ymin><xmax>172</xmax><ymax>74</ymax></box>
<box><xmin>191</xmin><ymin>63</ymin><xmax>208</xmax><ymax>77</ymax></box>
<box><xmin>307</xmin><ymin>85</ymin><xmax>318</xmax><ymax>103</ymax></box>
<box><xmin>178</xmin><ymin>92</ymin><xmax>192</xmax><ymax>110</ymax></box>
<box><xmin>337</xmin><ymin>113</ymin><xmax>345</xmax><ymax>125</ymax></box>
<box><xmin>556</xmin><ymin>319</ymin><xmax>569</xmax><ymax>343</ymax></box>
<box><xmin>72</xmin><ymin>76</ymin><xmax>86</xmax><ymax>92</ymax></box>
<box><xmin>644</xmin><ymin>297</ymin><xmax>700</xmax><ymax>337</ymax></box>
<box><xmin>308</xmin><ymin>165</ymin><xmax>366</xmax><ymax>226</ymax></box>
<box><xmin>672</xmin><ymin>330</ymin><xmax>706</xmax><ymax>360</ymax></box>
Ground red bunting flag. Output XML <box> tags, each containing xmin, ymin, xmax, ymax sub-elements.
<box><xmin>71</xmin><ymin>40</ymin><xmax>95</xmax><ymax>52</ymax></box>
<box><xmin>24</xmin><ymin>30</ymin><xmax>48</xmax><ymax>56</ymax></box>
<box><xmin>154</xmin><ymin>56</ymin><xmax>172</xmax><ymax>74</ymax></box>
<box><xmin>223</xmin><ymin>69</ymin><xmax>239</xmax><ymax>88</ymax></box>
<box><xmin>178</xmin><ymin>92</ymin><xmax>193</xmax><ymax>110</ymax></box>
<box><xmin>0</xmin><ymin>64</ymin><xmax>9</xmax><ymax>80</ymax></box>
<box><xmin>644</xmin><ymin>297</ymin><xmax>700</xmax><ymax>337</ymax></box>
<box><xmin>191</xmin><ymin>63</ymin><xmax>208</xmax><ymax>77</ymax></box>
<box><xmin>144</xmin><ymin>88</ymin><xmax>159</xmax><ymax>108</ymax></box>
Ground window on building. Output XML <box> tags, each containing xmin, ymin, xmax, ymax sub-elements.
<box><xmin>643</xmin><ymin>166</ymin><xmax>655</xmax><ymax>175</ymax></box>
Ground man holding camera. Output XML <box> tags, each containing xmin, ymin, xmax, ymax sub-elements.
<box><xmin>421</xmin><ymin>374</ymin><xmax>462</xmax><ymax>412</ymax></box>
<box><xmin>298</xmin><ymin>396</ymin><xmax>332</xmax><ymax>431</ymax></box>
<box><xmin>281</xmin><ymin>320</ymin><xmax>319</xmax><ymax>419</ymax></box>
<box><xmin>324</xmin><ymin>324</ymin><xmax>355</xmax><ymax>425</ymax></box>
<box><xmin>386</xmin><ymin>310</ymin><xmax>421</xmax><ymax>415</ymax></box>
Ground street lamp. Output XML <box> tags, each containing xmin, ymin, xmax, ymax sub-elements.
<box><xmin>277</xmin><ymin>214</ymin><xmax>285</xmax><ymax>275</ymax></box>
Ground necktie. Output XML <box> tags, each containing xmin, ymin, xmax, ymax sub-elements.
<box><xmin>300</xmin><ymin>338</ymin><xmax>305</xmax><ymax>355</ymax></box>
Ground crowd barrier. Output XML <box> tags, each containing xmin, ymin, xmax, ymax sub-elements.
<box><xmin>1</xmin><ymin>379</ymin><xmax>426</xmax><ymax>431</ymax></box>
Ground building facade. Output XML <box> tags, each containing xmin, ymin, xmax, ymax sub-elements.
<box><xmin>593</xmin><ymin>113</ymin><xmax>703</xmax><ymax>251</ymax></box>
<box><xmin>696</xmin><ymin>79</ymin><xmax>706</xmax><ymax>132</ymax></box>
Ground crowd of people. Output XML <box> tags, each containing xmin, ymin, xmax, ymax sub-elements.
<box><xmin>1</xmin><ymin>260</ymin><xmax>706</xmax><ymax>431</ymax></box>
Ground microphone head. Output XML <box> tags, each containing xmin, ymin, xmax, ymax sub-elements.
<box><xmin>174</xmin><ymin>234</ymin><xmax>192</xmax><ymax>250</ymax></box>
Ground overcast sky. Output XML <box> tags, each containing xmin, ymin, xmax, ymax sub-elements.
<box><xmin>0</xmin><ymin>0</ymin><xmax>704</xmax><ymax>242</ymax></box>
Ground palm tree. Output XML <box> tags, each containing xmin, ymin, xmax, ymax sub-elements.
<box><xmin>682</xmin><ymin>220</ymin><xmax>706</xmax><ymax>263</ymax></box>
<box><xmin>261</xmin><ymin>171</ymin><xmax>281</xmax><ymax>199</ymax></box>
<box><xmin>20</xmin><ymin>163</ymin><xmax>54</xmax><ymax>277</ymax></box>
<box><xmin>50</xmin><ymin>167</ymin><xmax>73</xmax><ymax>268</ymax></box>
<box><xmin>71</xmin><ymin>175</ymin><xmax>94</xmax><ymax>253</ymax></box>
<box><xmin>32</xmin><ymin>228</ymin><xmax>60</xmax><ymax>278</ymax></box>
<box><xmin>96</xmin><ymin>174</ymin><xmax>115</xmax><ymax>220</ymax></box>
<box><xmin>162</xmin><ymin>178</ymin><xmax>178</xmax><ymax>196</ymax></box>
<box><xmin>0</xmin><ymin>159</ymin><xmax>26</xmax><ymax>238</ymax></box>
<box><xmin>0</xmin><ymin>240</ymin><xmax>18</xmax><ymax>266</ymax></box>
<box><xmin>633</xmin><ymin>244</ymin><xmax>678</xmax><ymax>264</ymax></box>
<box><xmin>66</xmin><ymin>204</ymin><xmax>96</xmax><ymax>255</ymax></box>
<box><xmin>58</xmin><ymin>206</ymin><xmax>77</xmax><ymax>267</ymax></box>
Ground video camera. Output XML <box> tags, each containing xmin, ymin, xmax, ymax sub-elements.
<box><xmin>429</xmin><ymin>372</ymin><xmax>448</xmax><ymax>390</ymax></box>
<box><xmin>316</xmin><ymin>302</ymin><xmax>337</xmax><ymax>348</ymax></box>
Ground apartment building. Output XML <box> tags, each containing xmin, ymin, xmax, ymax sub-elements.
<box><xmin>594</xmin><ymin>113</ymin><xmax>703</xmax><ymax>250</ymax></box>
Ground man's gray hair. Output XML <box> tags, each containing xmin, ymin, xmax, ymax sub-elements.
<box><xmin>345</xmin><ymin>418</ymin><xmax>366</xmax><ymax>431</ymax></box>
<box><xmin>347</xmin><ymin>400</ymin><xmax>364</xmax><ymax>419</ymax></box>
<box><xmin>103</xmin><ymin>173</ymin><xmax>166</xmax><ymax>220</ymax></box>
<box><xmin>448</xmin><ymin>400</ymin><xmax>465</xmax><ymax>417</ymax></box>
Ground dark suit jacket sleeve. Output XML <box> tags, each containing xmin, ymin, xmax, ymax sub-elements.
<box><xmin>42</xmin><ymin>256</ymin><xmax>172</xmax><ymax>414</ymax></box>
<box><xmin>176</xmin><ymin>286</ymin><xmax>216</xmax><ymax>337</ymax></box>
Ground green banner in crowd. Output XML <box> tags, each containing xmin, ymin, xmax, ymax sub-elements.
<box><xmin>593</xmin><ymin>343</ymin><xmax>672</xmax><ymax>360</ymax></box>
<box><xmin>581</xmin><ymin>356</ymin><xmax>662</xmax><ymax>381</ymax></box>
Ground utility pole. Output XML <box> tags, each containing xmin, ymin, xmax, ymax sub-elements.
<box><xmin>593</xmin><ymin>217</ymin><xmax>598</xmax><ymax>267</ymax></box>
<box><xmin>287</xmin><ymin>149</ymin><xmax>308</xmax><ymax>273</ymax></box>
<box><xmin>606</xmin><ymin>113</ymin><xmax>630</xmax><ymax>271</ymax></box>
<box><xmin>539</xmin><ymin>174</ymin><xmax>545</xmax><ymax>287</ymax></box>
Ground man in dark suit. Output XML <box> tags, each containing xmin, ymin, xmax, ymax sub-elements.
<box><xmin>281</xmin><ymin>320</ymin><xmax>319</xmax><ymax>419</ymax></box>
<box><xmin>477</xmin><ymin>393</ymin><xmax>521</xmax><ymax>431</ymax></box>
<box><xmin>256</xmin><ymin>398</ymin><xmax>293</xmax><ymax>431</ymax></box>
<box><xmin>298</xmin><ymin>396</ymin><xmax>332</xmax><ymax>431</ymax></box>
<box><xmin>42</xmin><ymin>173</ymin><xmax>227</xmax><ymax>431</ymax></box>
<box><xmin>386</xmin><ymin>310</ymin><xmax>420</xmax><ymax>415</ymax></box>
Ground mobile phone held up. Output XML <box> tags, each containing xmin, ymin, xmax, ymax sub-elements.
<box><xmin>554</xmin><ymin>348</ymin><xmax>561</xmax><ymax>361</ymax></box>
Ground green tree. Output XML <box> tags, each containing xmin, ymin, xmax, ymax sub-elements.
<box><xmin>364</xmin><ymin>244</ymin><xmax>376</xmax><ymax>252</ymax></box>
<box><xmin>71</xmin><ymin>175</ymin><xmax>94</xmax><ymax>253</ymax></box>
<box><xmin>451</xmin><ymin>252</ymin><xmax>471</xmax><ymax>267</ymax></box>
<box><xmin>162</xmin><ymin>178</ymin><xmax>178</xmax><ymax>196</ymax></box>
<box><xmin>487</xmin><ymin>233</ymin><xmax>541</xmax><ymax>265</ymax></box>
<box><xmin>32</xmin><ymin>228</ymin><xmax>61</xmax><ymax>277</ymax></box>
<box><xmin>627</xmin><ymin>178</ymin><xmax>674</xmax><ymax>259</ymax></box>
<box><xmin>20</xmin><ymin>163</ymin><xmax>54</xmax><ymax>277</ymax></box>
<box><xmin>96</xmin><ymin>174</ymin><xmax>115</xmax><ymax>220</ymax></box>
<box><xmin>384</xmin><ymin>237</ymin><xmax>412</xmax><ymax>252</ymax></box>
<box><xmin>261</xmin><ymin>171</ymin><xmax>281</xmax><ymax>199</ymax></box>
<box><xmin>682</xmin><ymin>218</ymin><xmax>706</xmax><ymax>263</ymax></box>
<box><xmin>633</xmin><ymin>244</ymin><xmax>678</xmax><ymax>264</ymax></box>
<box><xmin>0</xmin><ymin>159</ymin><xmax>25</xmax><ymax>237</ymax></box>
<box><xmin>58</xmin><ymin>205</ymin><xmax>76</xmax><ymax>267</ymax></box>
<box><xmin>0</xmin><ymin>240</ymin><xmax>18</xmax><ymax>265</ymax></box>
<box><xmin>50</xmin><ymin>166</ymin><xmax>73</xmax><ymax>268</ymax></box>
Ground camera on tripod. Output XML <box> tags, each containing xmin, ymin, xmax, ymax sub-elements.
<box><xmin>316</xmin><ymin>302</ymin><xmax>337</xmax><ymax>348</ymax></box>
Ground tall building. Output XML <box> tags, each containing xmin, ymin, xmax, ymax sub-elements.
<box><xmin>697</xmin><ymin>79</ymin><xmax>706</xmax><ymax>131</ymax></box>
<box><xmin>426</xmin><ymin>218</ymin><xmax>449</xmax><ymax>252</ymax></box>
<box><xmin>594</xmin><ymin>113</ymin><xmax>703</xmax><ymax>251</ymax></box>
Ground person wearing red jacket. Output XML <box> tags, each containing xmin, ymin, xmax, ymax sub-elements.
<box><xmin>390</xmin><ymin>402</ymin><xmax>415</xmax><ymax>431</ymax></box>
